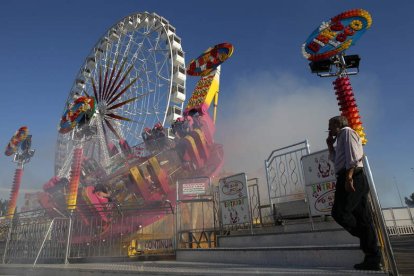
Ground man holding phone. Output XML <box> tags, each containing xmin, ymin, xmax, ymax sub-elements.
<box><xmin>327</xmin><ymin>116</ymin><xmax>381</xmax><ymax>271</ymax></box>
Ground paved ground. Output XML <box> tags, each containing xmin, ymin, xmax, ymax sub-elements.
<box><xmin>0</xmin><ymin>261</ymin><xmax>387</xmax><ymax>276</ymax></box>
<box><xmin>390</xmin><ymin>235</ymin><xmax>414</xmax><ymax>276</ymax></box>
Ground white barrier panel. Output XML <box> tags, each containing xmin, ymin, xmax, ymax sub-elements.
<box><xmin>219</xmin><ymin>173</ymin><xmax>251</xmax><ymax>227</ymax></box>
<box><xmin>302</xmin><ymin>149</ymin><xmax>336</xmax><ymax>216</ymax></box>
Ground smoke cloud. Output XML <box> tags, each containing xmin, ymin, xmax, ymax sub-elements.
<box><xmin>214</xmin><ymin>70</ymin><xmax>380</xmax><ymax>201</ymax></box>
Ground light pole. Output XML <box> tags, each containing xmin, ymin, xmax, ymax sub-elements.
<box><xmin>393</xmin><ymin>176</ymin><xmax>405</xmax><ymax>207</ymax></box>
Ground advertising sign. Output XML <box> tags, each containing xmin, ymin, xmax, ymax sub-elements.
<box><xmin>302</xmin><ymin>149</ymin><xmax>336</xmax><ymax>215</ymax></box>
<box><xmin>219</xmin><ymin>173</ymin><xmax>251</xmax><ymax>226</ymax></box>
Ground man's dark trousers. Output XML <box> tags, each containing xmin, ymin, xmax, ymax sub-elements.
<box><xmin>331</xmin><ymin>168</ymin><xmax>380</xmax><ymax>262</ymax></box>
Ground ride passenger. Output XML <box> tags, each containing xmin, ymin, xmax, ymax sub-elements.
<box><xmin>94</xmin><ymin>183</ymin><xmax>112</xmax><ymax>202</ymax></box>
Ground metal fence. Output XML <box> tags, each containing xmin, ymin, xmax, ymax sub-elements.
<box><xmin>382</xmin><ymin>207</ymin><xmax>414</xmax><ymax>236</ymax></box>
<box><xmin>0</xmin><ymin>201</ymin><xmax>175</xmax><ymax>265</ymax></box>
<box><xmin>176</xmin><ymin>177</ymin><xmax>216</xmax><ymax>249</ymax></box>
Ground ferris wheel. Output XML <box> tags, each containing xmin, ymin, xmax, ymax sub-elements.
<box><xmin>55</xmin><ymin>12</ymin><xmax>187</xmax><ymax>177</ymax></box>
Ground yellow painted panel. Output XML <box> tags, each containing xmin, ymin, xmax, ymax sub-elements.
<box><xmin>130</xmin><ymin>166</ymin><xmax>146</xmax><ymax>191</ymax></box>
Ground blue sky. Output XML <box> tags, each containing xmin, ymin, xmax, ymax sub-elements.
<box><xmin>0</xmin><ymin>0</ymin><xmax>413</xmax><ymax>208</ymax></box>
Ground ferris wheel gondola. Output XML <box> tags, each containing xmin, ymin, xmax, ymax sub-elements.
<box><xmin>55</xmin><ymin>12</ymin><xmax>186</xmax><ymax>178</ymax></box>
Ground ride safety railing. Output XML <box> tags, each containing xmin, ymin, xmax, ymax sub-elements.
<box><xmin>363</xmin><ymin>156</ymin><xmax>399</xmax><ymax>276</ymax></box>
<box><xmin>247</xmin><ymin>178</ymin><xmax>263</xmax><ymax>227</ymax></box>
<box><xmin>0</xmin><ymin>209</ymin><xmax>68</xmax><ymax>265</ymax></box>
<box><xmin>0</xmin><ymin>200</ymin><xmax>175</xmax><ymax>265</ymax></box>
<box><xmin>175</xmin><ymin>177</ymin><xmax>216</xmax><ymax>249</ymax></box>
<box><xmin>265</xmin><ymin>140</ymin><xmax>310</xmax><ymax>218</ymax></box>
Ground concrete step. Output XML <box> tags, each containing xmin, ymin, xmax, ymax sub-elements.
<box><xmin>176</xmin><ymin>244</ymin><xmax>368</xmax><ymax>269</ymax></box>
<box><xmin>228</xmin><ymin>217</ymin><xmax>343</xmax><ymax>236</ymax></box>
<box><xmin>218</xmin><ymin>228</ymin><xmax>358</xmax><ymax>247</ymax></box>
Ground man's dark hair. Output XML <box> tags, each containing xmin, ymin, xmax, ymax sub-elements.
<box><xmin>329</xmin><ymin>116</ymin><xmax>349</xmax><ymax>128</ymax></box>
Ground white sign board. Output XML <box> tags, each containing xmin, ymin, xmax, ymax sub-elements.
<box><xmin>302</xmin><ymin>149</ymin><xmax>336</xmax><ymax>216</ymax></box>
<box><xmin>177</xmin><ymin>177</ymin><xmax>211</xmax><ymax>201</ymax></box>
<box><xmin>219</xmin><ymin>173</ymin><xmax>251</xmax><ymax>226</ymax></box>
<box><xmin>182</xmin><ymin>182</ymin><xmax>206</xmax><ymax>195</ymax></box>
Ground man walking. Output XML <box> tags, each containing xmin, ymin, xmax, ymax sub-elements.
<box><xmin>326</xmin><ymin>116</ymin><xmax>381</xmax><ymax>270</ymax></box>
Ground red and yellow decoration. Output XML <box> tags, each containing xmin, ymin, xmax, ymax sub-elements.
<box><xmin>67</xmin><ymin>147</ymin><xmax>84</xmax><ymax>210</ymax></box>
<box><xmin>185</xmin><ymin>71</ymin><xmax>220</xmax><ymax>113</ymax></box>
<box><xmin>187</xmin><ymin>43</ymin><xmax>233</xmax><ymax>76</ymax></box>
<box><xmin>4</xmin><ymin>126</ymin><xmax>33</xmax><ymax>218</ymax></box>
<box><xmin>4</xmin><ymin>126</ymin><xmax>29</xmax><ymax>156</ymax></box>
<box><xmin>333</xmin><ymin>76</ymin><xmax>367</xmax><ymax>144</ymax></box>
<box><xmin>302</xmin><ymin>9</ymin><xmax>372</xmax><ymax>61</ymax></box>
<box><xmin>5</xmin><ymin>168</ymin><xmax>23</xmax><ymax>218</ymax></box>
<box><xmin>59</xmin><ymin>96</ymin><xmax>95</xmax><ymax>134</ymax></box>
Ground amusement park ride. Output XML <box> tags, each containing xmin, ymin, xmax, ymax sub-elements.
<box><xmin>302</xmin><ymin>8</ymin><xmax>372</xmax><ymax>145</ymax></box>
<box><xmin>2</xmin><ymin>12</ymin><xmax>233</xmax><ymax>242</ymax></box>
<box><xmin>3</xmin><ymin>127</ymin><xmax>35</xmax><ymax>218</ymax></box>
<box><xmin>2</xmin><ymin>7</ymin><xmax>373</xmax><ymax>255</ymax></box>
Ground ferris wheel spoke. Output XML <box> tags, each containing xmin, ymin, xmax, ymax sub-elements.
<box><xmin>83</xmin><ymin>140</ymin><xmax>94</xmax><ymax>158</ymax></box>
<box><xmin>105</xmin><ymin>113</ymin><xmax>132</xmax><ymax>122</ymax></box>
<box><xmin>103</xmin><ymin>54</ymin><xmax>120</xmax><ymax>101</ymax></box>
<box><xmin>122</xmin><ymin>35</ymin><xmax>135</xmax><ymax>60</ymax></box>
<box><xmin>91</xmin><ymin>78</ymin><xmax>100</xmax><ymax>104</ymax></box>
<box><xmin>104</xmin><ymin>57</ymin><xmax>128</xmax><ymax>102</ymax></box>
<box><xmin>107</xmin><ymin>77</ymin><xmax>138</xmax><ymax>106</ymax></box>
<box><xmin>98</xmin><ymin>65</ymin><xmax>103</xmax><ymax>102</ymax></box>
<box><xmin>109</xmin><ymin>50</ymin><xmax>120</xmax><ymax>72</ymax></box>
<box><xmin>106</xmin><ymin>62</ymin><xmax>134</xmax><ymax>104</ymax></box>
<box><xmin>107</xmin><ymin>96</ymin><xmax>137</xmax><ymax>111</ymax></box>
<box><xmin>131</xmin><ymin>39</ymin><xmax>149</xmax><ymax>69</ymax></box>
<box><xmin>82</xmin><ymin>89</ymin><xmax>91</xmax><ymax>98</ymax></box>
<box><xmin>101</xmin><ymin>58</ymin><xmax>112</xmax><ymax>102</ymax></box>
<box><xmin>104</xmin><ymin>118</ymin><xmax>121</xmax><ymax>140</ymax></box>
<box><xmin>156</xmin><ymin>59</ymin><xmax>169</xmax><ymax>77</ymax></box>
<box><xmin>113</xmin><ymin>37</ymin><xmax>132</xmax><ymax>77</ymax></box>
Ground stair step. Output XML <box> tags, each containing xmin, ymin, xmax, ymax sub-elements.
<box><xmin>227</xmin><ymin>218</ymin><xmax>344</xmax><ymax>236</ymax></box>
<box><xmin>177</xmin><ymin>244</ymin><xmax>367</xmax><ymax>269</ymax></box>
<box><xmin>218</xmin><ymin>228</ymin><xmax>358</xmax><ymax>247</ymax></box>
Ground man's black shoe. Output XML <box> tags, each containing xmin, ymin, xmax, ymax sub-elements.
<box><xmin>353</xmin><ymin>261</ymin><xmax>381</xmax><ymax>271</ymax></box>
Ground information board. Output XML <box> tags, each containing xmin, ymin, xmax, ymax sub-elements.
<box><xmin>302</xmin><ymin>149</ymin><xmax>336</xmax><ymax>216</ymax></box>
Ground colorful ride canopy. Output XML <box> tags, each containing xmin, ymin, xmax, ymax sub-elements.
<box><xmin>302</xmin><ymin>9</ymin><xmax>372</xmax><ymax>61</ymax></box>
<box><xmin>187</xmin><ymin>42</ymin><xmax>234</xmax><ymax>76</ymax></box>
<box><xmin>4</xmin><ymin>126</ymin><xmax>29</xmax><ymax>156</ymax></box>
<box><xmin>59</xmin><ymin>96</ymin><xmax>95</xmax><ymax>134</ymax></box>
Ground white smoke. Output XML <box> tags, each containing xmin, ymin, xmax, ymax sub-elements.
<box><xmin>216</xmin><ymin>71</ymin><xmax>338</xmax><ymax>174</ymax></box>
<box><xmin>214</xmin><ymin>70</ymin><xmax>380</xmax><ymax>202</ymax></box>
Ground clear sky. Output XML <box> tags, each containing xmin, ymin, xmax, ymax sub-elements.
<box><xmin>0</xmin><ymin>0</ymin><xmax>413</xmax><ymax>208</ymax></box>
